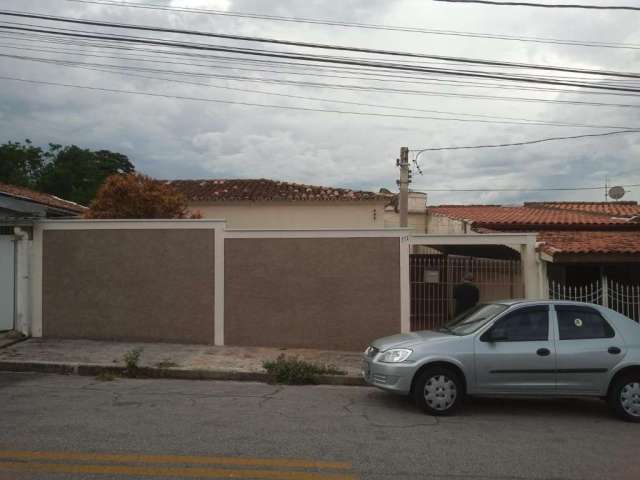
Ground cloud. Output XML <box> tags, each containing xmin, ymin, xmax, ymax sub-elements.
<box><xmin>0</xmin><ymin>0</ymin><xmax>639</xmax><ymax>204</ymax></box>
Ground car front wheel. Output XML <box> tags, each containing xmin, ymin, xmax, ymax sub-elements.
<box><xmin>608</xmin><ymin>374</ymin><xmax>640</xmax><ymax>422</ymax></box>
<box><xmin>413</xmin><ymin>366</ymin><xmax>463</xmax><ymax>416</ymax></box>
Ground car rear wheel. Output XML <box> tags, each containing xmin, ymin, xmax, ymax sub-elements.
<box><xmin>413</xmin><ymin>366</ymin><xmax>463</xmax><ymax>416</ymax></box>
<box><xmin>608</xmin><ymin>374</ymin><xmax>640</xmax><ymax>423</ymax></box>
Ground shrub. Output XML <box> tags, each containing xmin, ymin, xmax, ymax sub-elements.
<box><xmin>123</xmin><ymin>347</ymin><xmax>143</xmax><ymax>377</ymax></box>
<box><xmin>262</xmin><ymin>354</ymin><xmax>346</xmax><ymax>385</ymax></box>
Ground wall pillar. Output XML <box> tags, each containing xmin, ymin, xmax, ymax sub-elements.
<box><xmin>13</xmin><ymin>228</ymin><xmax>31</xmax><ymax>335</ymax></box>
<box><xmin>521</xmin><ymin>242</ymin><xmax>541</xmax><ymax>299</ymax></box>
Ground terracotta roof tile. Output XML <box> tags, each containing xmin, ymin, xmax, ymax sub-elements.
<box><xmin>525</xmin><ymin>201</ymin><xmax>640</xmax><ymax>218</ymax></box>
<box><xmin>538</xmin><ymin>231</ymin><xmax>640</xmax><ymax>255</ymax></box>
<box><xmin>165</xmin><ymin>179</ymin><xmax>388</xmax><ymax>202</ymax></box>
<box><xmin>428</xmin><ymin>205</ymin><xmax>629</xmax><ymax>228</ymax></box>
<box><xmin>0</xmin><ymin>182</ymin><xmax>87</xmax><ymax>214</ymax></box>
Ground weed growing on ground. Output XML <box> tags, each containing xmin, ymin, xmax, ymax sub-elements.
<box><xmin>123</xmin><ymin>347</ymin><xmax>143</xmax><ymax>377</ymax></box>
<box><xmin>95</xmin><ymin>371</ymin><xmax>118</xmax><ymax>382</ymax></box>
<box><xmin>263</xmin><ymin>354</ymin><xmax>346</xmax><ymax>385</ymax></box>
<box><xmin>155</xmin><ymin>359</ymin><xmax>178</xmax><ymax>369</ymax></box>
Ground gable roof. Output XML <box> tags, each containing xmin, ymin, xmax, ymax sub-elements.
<box><xmin>0</xmin><ymin>182</ymin><xmax>87</xmax><ymax>215</ymax></box>
<box><xmin>428</xmin><ymin>204</ymin><xmax>632</xmax><ymax>230</ymax></box>
<box><xmin>538</xmin><ymin>231</ymin><xmax>640</xmax><ymax>256</ymax></box>
<box><xmin>165</xmin><ymin>179</ymin><xmax>389</xmax><ymax>203</ymax></box>
<box><xmin>524</xmin><ymin>201</ymin><xmax>640</xmax><ymax>218</ymax></box>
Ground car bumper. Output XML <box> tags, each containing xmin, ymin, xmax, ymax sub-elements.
<box><xmin>362</xmin><ymin>357</ymin><xmax>416</xmax><ymax>394</ymax></box>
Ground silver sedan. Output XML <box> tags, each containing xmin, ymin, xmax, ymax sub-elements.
<box><xmin>363</xmin><ymin>300</ymin><xmax>640</xmax><ymax>422</ymax></box>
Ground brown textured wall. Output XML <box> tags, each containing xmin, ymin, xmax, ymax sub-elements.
<box><xmin>43</xmin><ymin>229</ymin><xmax>215</xmax><ymax>344</ymax></box>
<box><xmin>225</xmin><ymin>237</ymin><xmax>400</xmax><ymax>351</ymax></box>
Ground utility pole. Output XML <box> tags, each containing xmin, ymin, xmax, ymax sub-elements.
<box><xmin>397</xmin><ymin>146</ymin><xmax>411</xmax><ymax>228</ymax></box>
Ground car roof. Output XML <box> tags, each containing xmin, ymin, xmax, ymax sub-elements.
<box><xmin>492</xmin><ymin>299</ymin><xmax>602</xmax><ymax>308</ymax></box>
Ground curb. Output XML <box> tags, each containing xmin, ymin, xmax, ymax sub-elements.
<box><xmin>0</xmin><ymin>361</ymin><xmax>367</xmax><ymax>387</ymax></box>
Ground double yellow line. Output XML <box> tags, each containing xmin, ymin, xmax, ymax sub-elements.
<box><xmin>0</xmin><ymin>450</ymin><xmax>357</xmax><ymax>479</ymax></box>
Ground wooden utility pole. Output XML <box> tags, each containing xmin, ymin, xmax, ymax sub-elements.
<box><xmin>397</xmin><ymin>146</ymin><xmax>410</xmax><ymax>228</ymax></box>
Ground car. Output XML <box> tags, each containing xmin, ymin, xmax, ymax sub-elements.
<box><xmin>362</xmin><ymin>300</ymin><xmax>640</xmax><ymax>422</ymax></box>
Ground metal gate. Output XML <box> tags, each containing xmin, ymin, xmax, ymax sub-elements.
<box><xmin>549</xmin><ymin>280</ymin><xmax>640</xmax><ymax>322</ymax></box>
<box><xmin>410</xmin><ymin>254</ymin><xmax>523</xmax><ymax>331</ymax></box>
<box><xmin>0</xmin><ymin>235</ymin><xmax>15</xmax><ymax>331</ymax></box>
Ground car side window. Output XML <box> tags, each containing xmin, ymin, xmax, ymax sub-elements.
<box><xmin>483</xmin><ymin>307</ymin><xmax>549</xmax><ymax>342</ymax></box>
<box><xmin>556</xmin><ymin>307</ymin><xmax>615</xmax><ymax>340</ymax></box>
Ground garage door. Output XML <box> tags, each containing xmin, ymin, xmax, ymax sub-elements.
<box><xmin>0</xmin><ymin>235</ymin><xmax>14</xmax><ymax>331</ymax></box>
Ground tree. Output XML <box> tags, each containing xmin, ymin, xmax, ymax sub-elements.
<box><xmin>86</xmin><ymin>173</ymin><xmax>200</xmax><ymax>219</ymax></box>
<box><xmin>38</xmin><ymin>145</ymin><xmax>135</xmax><ymax>206</ymax></box>
<box><xmin>0</xmin><ymin>139</ymin><xmax>44</xmax><ymax>188</ymax></box>
<box><xmin>0</xmin><ymin>140</ymin><xmax>135</xmax><ymax>205</ymax></box>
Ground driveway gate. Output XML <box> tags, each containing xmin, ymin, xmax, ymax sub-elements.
<box><xmin>410</xmin><ymin>254</ymin><xmax>523</xmax><ymax>331</ymax></box>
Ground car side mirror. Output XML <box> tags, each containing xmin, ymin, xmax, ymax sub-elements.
<box><xmin>482</xmin><ymin>327</ymin><xmax>508</xmax><ymax>342</ymax></box>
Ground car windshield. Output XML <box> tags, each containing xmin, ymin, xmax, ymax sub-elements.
<box><xmin>439</xmin><ymin>303</ymin><xmax>509</xmax><ymax>335</ymax></box>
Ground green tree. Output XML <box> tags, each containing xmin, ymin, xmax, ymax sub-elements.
<box><xmin>38</xmin><ymin>145</ymin><xmax>135</xmax><ymax>205</ymax></box>
<box><xmin>0</xmin><ymin>139</ymin><xmax>44</xmax><ymax>188</ymax></box>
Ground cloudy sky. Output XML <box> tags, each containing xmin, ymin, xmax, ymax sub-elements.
<box><xmin>1</xmin><ymin>0</ymin><xmax>639</xmax><ymax>204</ymax></box>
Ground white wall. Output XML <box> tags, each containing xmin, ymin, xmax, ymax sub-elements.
<box><xmin>426</xmin><ymin>214</ymin><xmax>468</xmax><ymax>234</ymax></box>
<box><xmin>190</xmin><ymin>200</ymin><xmax>387</xmax><ymax>229</ymax></box>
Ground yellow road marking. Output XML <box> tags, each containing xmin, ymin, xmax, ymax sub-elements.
<box><xmin>0</xmin><ymin>451</ymin><xmax>351</xmax><ymax>470</ymax></box>
<box><xmin>0</xmin><ymin>461</ymin><xmax>357</xmax><ymax>479</ymax></box>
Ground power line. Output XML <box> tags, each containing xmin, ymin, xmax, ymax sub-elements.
<box><xmin>432</xmin><ymin>0</ymin><xmax>640</xmax><ymax>10</ymax></box>
<box><xmin>411</xmin><ymin>183</ymin><xmax>640</xmax><ymax>192</ymax></box>
<box><xmin>2</xmin><ymin>11</ymin><xmax>640</xmax><ymax>80</ymax></box>
<box><xmin>10</xmin><ymin>74</ymin><xmax>630</xmax><ymax>127</ymax></box>
<box><xmin>410</xmin><ymin>130</ymin><xmax>640</xmax><ymax>154</ymax></box>
<box><xmin>62</xmin><ymin>0</ymin><xmax>640</xmax><ymax>50</ymax></box>
<box><xmin>6</xmin><ymin>52</ymin><xmax>632</xmax><ymax>130</ymax></box>
<box><xmin>2</xmin><ymin>23</ymin><xmax>640</xmax><ymax>95</ymax></box>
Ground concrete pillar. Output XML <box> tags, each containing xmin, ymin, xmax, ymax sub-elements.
<box><xmin>521</xmin><ymin>242</ymin><xmax>541</xmax><ymax>299</ymax></box>
<box><xmin>13</xmin><ymin>227</ymin><xmax>31</xmax><ymax>335</ymax></box>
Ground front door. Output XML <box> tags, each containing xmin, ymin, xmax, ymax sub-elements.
<box><xmin>474</xmin><ymin>306</ymin><xmax>556</xmax><ymax>394</ymax></box>
<box><xmin>0</xmin><ymin>235</ymin><xmax>15</xmax><ymax>331</ymax></box>
<box><xmin>554</xmin><ymin>305</ymin><xmax>626</xmax><ymax>394</ymax></box>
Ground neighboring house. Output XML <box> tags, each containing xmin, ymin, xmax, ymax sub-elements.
<box><xmin>0</xmin><ymin>183</ymin><xmax>86</xmax><ymax>333</ymax></box>
<box><xmin>0</xmin><ymin>182</ymin><xmax>87</xmax><ymax>219</ymax></box>
<box><xmin>426</xmin><ymin>201</ymin><xmax>640</xmax><ymax>317</ymax></box>
<box><xmin>166</xmin><ymin>178</ymin><xmax>386</xmax><ymax>229</ymax></box>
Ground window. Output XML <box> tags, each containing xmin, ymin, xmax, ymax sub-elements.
<box><xmin>556</xmin><ymin>307</ymin><xmax>615</xmax><ymax>340</ymax></box>
<box><xmin>483</xmin><ymin>307</ymin><xmax>549</xmax><ymax>342</ymax></box>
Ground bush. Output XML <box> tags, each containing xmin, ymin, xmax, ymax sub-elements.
<box><xmin>262</xmin><ymin>354</ymin><xmax>346</xmax><ymax>385</ymax></box>
<box><xmin>123</xmin><ymin>347</ymin><xmax>143</xmax><ymax>377</ymax></box>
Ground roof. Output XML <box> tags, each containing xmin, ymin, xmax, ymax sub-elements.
<box><xmin>538</xmin><ymin>231</ymin><xmax>640</xmax><ymax>256</ymax></box>
<box><xmin>165</xmin><ymin>179</ymin><xmax>389</xmax><ymax>203</ymax></box>
<box><xmin>524</xmin><ymin>201</ymin><xmax>640</xmax><ymax>218</ymax></box>
<box><xmin>0</xmin><ymin>182</ymin><xmax>87</xmax><ymax>214</ymax></box>
<box><xmin>428</xmin><ymin>204</ymin><xmax>633</xmax><ymax>229</ymax></box>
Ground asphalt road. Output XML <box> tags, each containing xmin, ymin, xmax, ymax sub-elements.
<box><xmin>0</xmin><ymin>372</ymin><xmax>638</xmax><ymax>480</ymax></box>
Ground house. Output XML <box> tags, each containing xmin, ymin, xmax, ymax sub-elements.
<box><xmin>425</xmin><ymin>201</ymin><xmax>640</xmax><ymax>319</ymax></box>
<box><xmin>0</xmin><ymin>182</ymin><xmax>87</xmax><ymax>219</ymax></box>
<box><xmin>166</xmin><ymin>178</ymin><xmax>427</xmax><ymax>232</ymax></box>
<box><xmin>0</xmin><ymin>182</ymin><xmax>86</xmax><ymax>333</ymax></box>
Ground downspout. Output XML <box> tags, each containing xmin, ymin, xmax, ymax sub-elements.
<box><xmin>13</xmin><ymin>227</ymin><xmax>30</xmax><ymax>336</ymax></box>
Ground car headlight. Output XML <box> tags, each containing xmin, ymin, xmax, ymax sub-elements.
<box><xmin>379</xmin><ymin>348</ymin><xmax>412</xmax><ymax>363</ymax></box>
<box><xmin>364</xmin><ymin>346</ymin><xmax>375</xmax><ymax>356</ymax></box>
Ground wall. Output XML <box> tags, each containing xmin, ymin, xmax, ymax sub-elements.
<box><xmin>190</xmin><ymin>201</ymin><xmax>386</xmax><ymax>229</ymax></box>
<box><xmin>426</xmin><ymin>214</ymin><xmax>468</xmax><ymax>234</ymax></box>
<box><xmin>42</xmin><ymin>228</ymin><xmax>216</xmax><ymax>344</ymax></box>
<box><xmin>225</xmin><ymin>237</ymin><xmax>401</xmax><ymax>351</ymax></box>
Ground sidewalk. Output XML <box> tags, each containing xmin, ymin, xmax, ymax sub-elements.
<box><xmin>0</xmin><ymin>339</ymin><xmax>366</xmax><ymax>385</ymax></box>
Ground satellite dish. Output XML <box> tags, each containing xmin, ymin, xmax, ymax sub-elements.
<box><xmin>608</xmin><ymin>186</ymin><xmax>626</xmax><ymax>200</ymax></box>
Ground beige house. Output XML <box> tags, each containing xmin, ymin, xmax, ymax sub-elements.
<box><xmin>167</xmin><ymin>178</ymin><xmax>428</xmax><ymax>231</ymax></box>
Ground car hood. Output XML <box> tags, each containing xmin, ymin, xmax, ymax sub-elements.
<box><xmin>370</xmin><ymin>330</ymin><xmax>452</xmax><ymax>351</ymax></box>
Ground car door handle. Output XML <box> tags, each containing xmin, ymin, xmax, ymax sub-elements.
<box><xmin>536</xmin><ymin>348</ymin><xmax>551</xmax><ymax>357</ymax></box>
<box><xmin>608</xmin><ymin>346</ymin><xmax>622</xmax><ymax>355</ymax></box>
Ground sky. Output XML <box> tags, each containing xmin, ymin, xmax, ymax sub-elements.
<box><xmin>0</xmin><ymin>0</ymin><xmax>639</xmax><ymax>205</ymax></box>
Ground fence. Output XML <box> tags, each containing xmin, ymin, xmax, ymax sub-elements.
<box><xmin>410</xmin><ymin>254</ymin><xmax>523</xmax><ymax>331</ymax></box>
<box><xmin>549</xmin><ymin>280</ymin><xmax>640</xmax><ymax>322</ymax></box>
